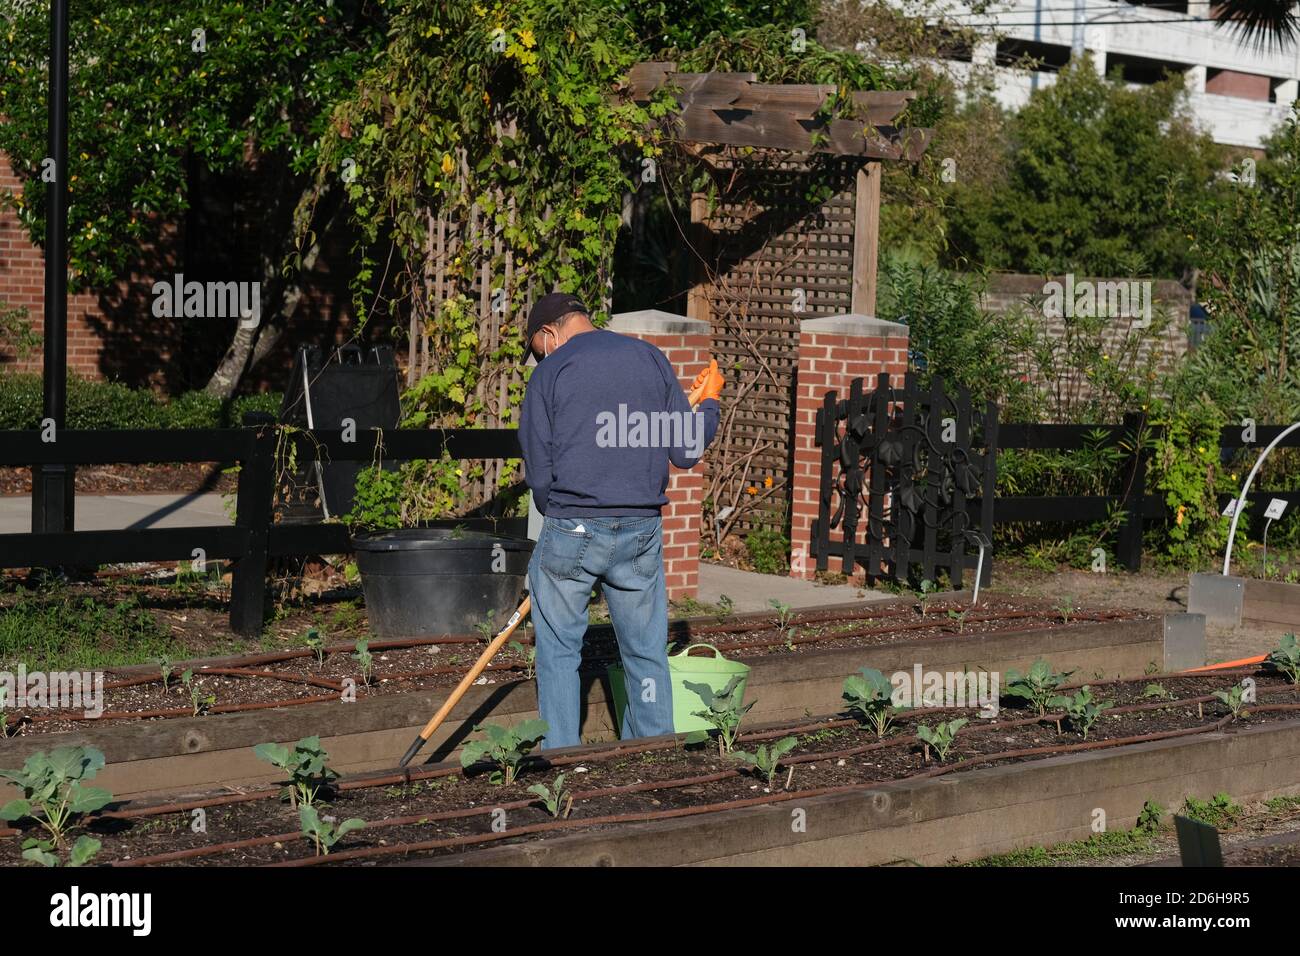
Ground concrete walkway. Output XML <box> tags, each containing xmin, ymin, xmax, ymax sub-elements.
<box><xmin>0</xmin><ymin>492</ymin><xmax>890</xmax><ymax>611</ymax></box>
<box><xmin>0</xmin><ymin>493</ymin><xmax>229</xmax><ymax>533</ymax></box>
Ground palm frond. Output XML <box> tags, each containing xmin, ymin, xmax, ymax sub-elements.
<box><xmin>1212</xmin><ymin>0</ymin><xmax>1300</xmax><ymax>51</ymax></box>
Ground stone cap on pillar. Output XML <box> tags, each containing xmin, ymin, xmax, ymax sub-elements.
<box><xmin>799</xmin><ymin>313</ymin><xmax>909</xmax><ymax>337</ymax></box>
<box><xmin>608</xmin><ymin>309</ymin><xmax>710</xmax><ymax>337</ymax></box>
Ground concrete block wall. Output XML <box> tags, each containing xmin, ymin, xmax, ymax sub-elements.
<box><xmin>789</xmin><ymin>314</ymin><xmax>910</xmax><ymax>581</ymax></box>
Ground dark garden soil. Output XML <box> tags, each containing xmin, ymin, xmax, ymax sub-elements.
<box><xmin>0</xmin><ymin>594</ymin><xmax>1153</xmax><ymax>735</ymax></box>
<box><xmin>0</xmin><ymin>463</ymin><xmax>235</xmax><ymax>497</ymax></box>
<box><xmin>1</xmin><ymin>669</ymin><xmax>1294</xmax><ymax>866</ymax></box>
<box><xmin>1221</xmin><ymin>832</ymin><xmax>1300</xmax><ymax>866</ymax></box>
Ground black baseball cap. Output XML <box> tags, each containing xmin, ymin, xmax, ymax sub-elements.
<box><xmin>526</xmin><ymin>292</ymin><xmax>588</xmax><ymax>346</ymax></box>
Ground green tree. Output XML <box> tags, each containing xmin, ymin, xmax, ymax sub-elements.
<box><xmin>944</xmin><ymin>59</ymin><xmax>1222</xmax><ymax>278</ymax></box>
<box><xmin>0</xmin><ymin>0</ymin><xmax>386</xmax><ymax>396</ymax></box>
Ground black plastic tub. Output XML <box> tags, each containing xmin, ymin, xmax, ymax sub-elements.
<box><xmin>351</xmin><ymin>529</ymin><xmax>533</xmax><ymax>638</ymax></box>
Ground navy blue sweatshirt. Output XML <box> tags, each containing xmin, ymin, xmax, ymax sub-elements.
<box><xmin>519</xmin><ymin>329</ymin><xmax>720</xmax><ymax>517</ymax></box>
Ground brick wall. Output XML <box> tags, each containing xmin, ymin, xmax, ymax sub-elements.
<box><xmin>789</xmin><ymin>314</ymin><xmax>910</xmax><ymax>581</ymax></box>
<box><xmin>607</xmin><ymin>310</ymin><xmax>711</xmax><ymax>601</ymax></box>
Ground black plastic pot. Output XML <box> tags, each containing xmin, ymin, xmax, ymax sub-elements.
<box><xmin>351</xmin><ymin>529</ymin><xmax>533</xmax><ymax>638</ymax></box>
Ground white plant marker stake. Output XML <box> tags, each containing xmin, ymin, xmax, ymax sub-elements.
<box><xmin>1263</xmin><ymin>498</ymin><xmax>1288</xmax><ymax>578</ymax></box>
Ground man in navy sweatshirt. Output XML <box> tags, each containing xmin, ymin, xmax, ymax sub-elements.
<box><xmin>519</xmin><ymin>293</ymin><xmax>723</xmax><ymax>749</ymax></box>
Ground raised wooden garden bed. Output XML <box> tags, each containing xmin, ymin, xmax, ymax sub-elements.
<box><xmin>1</xmin><ymin>667</ymin><xmax>1295</xmax><ymax>867</ymax></box>
<box><xmin>0</xmin><ymin>594</ymin><xmax>1163</xmax><ymax>799</ymax></box>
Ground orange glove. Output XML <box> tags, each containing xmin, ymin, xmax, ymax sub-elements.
<box><xmin>688</xmin><ymin>358</ymin><xmax>725</xmax><ymax>405</ymax></box>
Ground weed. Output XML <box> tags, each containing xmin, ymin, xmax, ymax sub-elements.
<box><xmin>1182</xmin><ymin>793</ymin><xmax>1240</xmax><ymax>828</ymax></box>
<box><xmin>460</xmin><ymin>720</ymin><xmax>548</xmax><ymax>784</ymax></box>
<box><xmin>0</xmin><ymin>588</ymin><xmax>179</xmax><ymax>671</ymax></box>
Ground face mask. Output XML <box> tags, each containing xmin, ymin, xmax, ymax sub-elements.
<box><xmin>542</xmin><ymin>327</ymin><xmax>558</xmax><ymax>359</ymax></box>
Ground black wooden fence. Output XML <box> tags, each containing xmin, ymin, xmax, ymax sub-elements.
<box><xmin>813</xmin><ymin>380</ymin><xmax>1300</xmax><ymax>578</ymax></box>
<box><xmin>0</xmin><ymin>425</ymin><xmax>522</xmax><ymax>636</ymax></box>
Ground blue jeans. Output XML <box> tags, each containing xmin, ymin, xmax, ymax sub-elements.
<box><xmin>528</xmin><ymin>514</ymin><xmax>673</xmax><ymax>750</ymax></box>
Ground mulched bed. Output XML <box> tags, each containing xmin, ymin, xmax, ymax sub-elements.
<box><xmin>0</xmin><ymin>595</ymin><xmax>1153</xmax><ymax>734</ymax></box>
<box><xmin>0</xmin><ymin>463</ymin><xmax>235</xmax><ymax>497</ymax></box>
<box><xmin>1</xmin><ymin>670</ymin><xmax>1294</xmax><ymax>866</ymax></box>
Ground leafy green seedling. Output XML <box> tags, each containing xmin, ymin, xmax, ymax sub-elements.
<box><xmin>732</xmin><ymin>736</ymin><xmax>798</xmax><ymax>787</ymax></box>
<box><xmin>0</xmin><ymin>687</ymin><xmax>10</xmax><ymax>739</ymax></box>
<box><xmin>916</xmin><ymin>718</ymin><xmax>968</xmax><ymax>762</ymax></box>
<box><xmin>1182</xmin><ymin>792</ymin><xmax>1239</xmax><ymax>828</ymax></box>
<box><xmin>1268</xmin><ymin>633</ymin><xmax>1300</xmax><ymax>686</ymax></box>
<box><xmin>353</xmin><ymin>639</ymin><xmax>374</xmax><ymax>686</ymax></box>
<box><xmin>915</xmin><ymin>579</ymin><xmax>936</xmax><ymax>617</ymax></box>
<box><xmin>842</xmin><ymin>667</ymin><xmax>902</xmax><ymax>738</ymax></box>
<box><xmin>157</xmin><ymin>656</ymin><xmax>174</xmax><ymax>691</ymax></box>
<box><xmin>947</xmin><ymin>608</ymin><xmax>969</xmax><ymax>633</ymax></box>
<box><xmin>1142</xmin><ymin>682</ymin><xmax>1172</xmax><ymax>699</ymax></box>
<box><xmin>1213</xmin><ymin>685</ymin><xmax>1247</xmax><ymax>719</ymax></box>
<box><xmin>0</xmin><ymin>746</ymin><xmax>113</xmax><ymax>846</ymax></box>
<box><xmin>769</xmin><ymin>598</ymin><xmax>793</xmax><ymax>630</ymax></box>
<box><xmin>180</xmin><ymin>669</ymin><xmax>215</xmax><ymax>717</ymax></box>
<box><xmin>474</xmin><ymin>610</ymin><xmax>497</xmax><ymax>640</ymax></box>
<box><xmin>1137</xmin><ymin>800</ymin><xmax>1165</xmax><ymax>833</ymax></box>
<box><xmin>22</xmin><ymin>834</ymin><xmax>101</xmax><ymax>868</ymax></box>
<box><xmin>527</xmin><ymin>773</ymin><xmax>573</xmax><ymax>818</ymax></box>
<box><xmin>508</xmin><ymin>639</ymin><xmax>537</xmax><ymax>680</ymax></box>
<box><xmin>1004</xmin><ymin>658</ymin><xmax>1075</xmax><ymax>716</ymax></box>
<box><xmin>460</xmin><ymin>719</ymin><xmax>548</xmax><ymax>784</ymax></box>
<box><xmin>303</xmin><ymin>628</ymin><xmax>326</xmax><ymax>666</ymax></box>
<box><xmin>1055</xmin><ymin>596</ymin><xmax>1076</xmax><ymax>624</ymax></box>
<box><xmin>684</xmin><ymin>676</ymin><xmax>754</xmax><ymax>756</ymax></box>
<box><xmin>715</xmin><ymin>594</ymin><xmax>735</xmax><ymax>621</ymax></box>
<box><xmin>254</xmin><ymin>736</ymin><xmax>338</xmax><ymax>807</ymax></box>
<box><xmin>299</xmin><ymin>805</ymin><xmax>364</xmax><ymax>856</ymax></box>
<box><xmin>1050</xmin><ymin>685</ymin><xmax>1114</xmax><ymax>739</ymax></box>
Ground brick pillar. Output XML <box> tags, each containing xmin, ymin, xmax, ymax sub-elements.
<box><xmin>606</xmin><ymin>310</ymin><xmax>710</xmax><ymax>602</ymax></box>
<box><xmin>789</xmin><ymin>314</ymin><xmax>909</xmax><ymax>581</ymax></box>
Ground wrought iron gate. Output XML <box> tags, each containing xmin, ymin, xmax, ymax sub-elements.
<box><xmin>811</xmin><ymin>372</ymin><xmax>997</xmax><ymax>587</ymax></box>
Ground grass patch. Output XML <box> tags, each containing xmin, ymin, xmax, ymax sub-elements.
<box><xmin>0</xmin><ymin>587</ymin><xmax>182</xmax><ymax>670</ymax></box>
<box><xmin>967</xmin><ymin>800</ymin><xmax>1165</xmax><ymax>866</ymax></box>
<box><xmin>1181</xmin><ymin>792</ymin><xmax>1241</xmax><ymax>828</ymax></box>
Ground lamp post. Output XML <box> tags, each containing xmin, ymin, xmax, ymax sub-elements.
<box><xmin>32</xmin><ymin>0</ymin><xmax>75</xmax><ymax>536</ymax></box>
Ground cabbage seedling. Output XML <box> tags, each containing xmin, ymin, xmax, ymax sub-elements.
<box><xmin>1213</xmin><ymin>685</ymin><xmax>1247</xmax><ymax>719</ymax></box>
<box><xmin>915</xmin><ymin>579</ymin><xmax>936</xmax><ymax>617</ymax></box>
<box><xmin>1003</xmin><ymin>658</ymin><xmax>1074</xmax><ymax>716</ymax></box>
<box><xmin>1055</xmin><ymin>597</ymin><xmax>1076</xmax><ymax>624</ymax></box>
<box><xmin>843</xmin><ymin>667</ymin><xmax>902</xmax><ymax>738</ymax></box>
<box><xmin>180</xmin><ymin>669</ymin><xmax>215</xmax><ymax>717</ymax></box>
<box><xmin>1268</xmin><ymin>633</ymin><xmax>1300</xmax><ymax>686</ymax></box>
<box><xmin>460</xmin><ymin>719</ymin><xmax>548</xmax><ymax>784</ymax></box>
<box><xmin>508</xmin><ymin>640</ymin><xmax>537</xmax><ymax>680</ymax></box>
<box><xmin>1142</xmin><ymin>682</ymin><xmax>1172</xmax><ymax>700</ymax></box>
<box><xmin>946</xmin><ymin>609</ymin><xmax>969</xmax><ymax>633</ymax></box>
<box><xmin>0</xmin><ymin>746</ymin><xmax>113</xmax><ymax>846</ymax></box>
<box><xmin>527</xmin><ymin>773</ymin><xmax>573</xmax><ymax>818</ymax></box>
<box><xmin>157</xmin><ymin>656</ymin><xmax>174</xmax><ymax>691</ymax></box>
<box><xmin>0</xmin><ymin>687</ymin><xmax>10</xmax><ymax>738</ymax></box>
<box><xmin>22</xmin><ymin>834</ymin><xmax>101</xmax><ymax>868</ymax></box>
<box><xmin>731</xmin><ymin>736</ymin><xmax>798</xmax><ymax>787</ymax></box>
<box><xmin>1049</xmin><ymin>686</ymin><xmax>1114</xmax><ymax>739</ymax></box>
<box><xmin>299</xmin><ymin>805</ymin><xmax>365</xmax><ymax>856</ymax></box>
<box><xmin>304</xmin><ymin>628</ymin><xmax>326</xmax><ymax>666</ymax></box>
<box><xmin>915</xmin><ymin>718</ymin><xmax>968</xmax><ymax>762</ymax></box>
<box><xmin>352</xmin><ymin>639</ymin><xmax>374</xmax><ymax>686</ymax></box>
<box><xmin>769</xmin><ymin>598</ymin><xmax>793</xmax><ymax>630</ymax></box>
<box><xmin>254</xmin><ymin>736</ymin><xmax>338</xmax><ymax>807</ymax></box>
<box><xmin>684</xmin><ymin>676</ymin><xmax>753</xmax><ymax>756</ymax></box>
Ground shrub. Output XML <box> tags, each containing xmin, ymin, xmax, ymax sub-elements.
<box><xmin>744</xmin><ymin>526</ymin><xmax>788</xmax><ymax>575</ymax></box>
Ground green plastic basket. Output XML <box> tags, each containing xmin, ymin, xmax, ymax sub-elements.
<box><xmin>608</xmin><ymin>643</ymin><xmax>751</xmax><ymax>734</ymax></box>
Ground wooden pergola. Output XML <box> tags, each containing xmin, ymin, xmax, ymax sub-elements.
<box><xmin>619</xmin><ymin>61</ymin><xmax>932</xmax><ymax>317</ymax></box>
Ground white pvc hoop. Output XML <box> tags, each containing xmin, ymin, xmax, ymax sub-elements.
<box><xmin>1222</xmin><ymin>420</ymin><xmax>1300</xmax><ymax>575</ymax></box>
